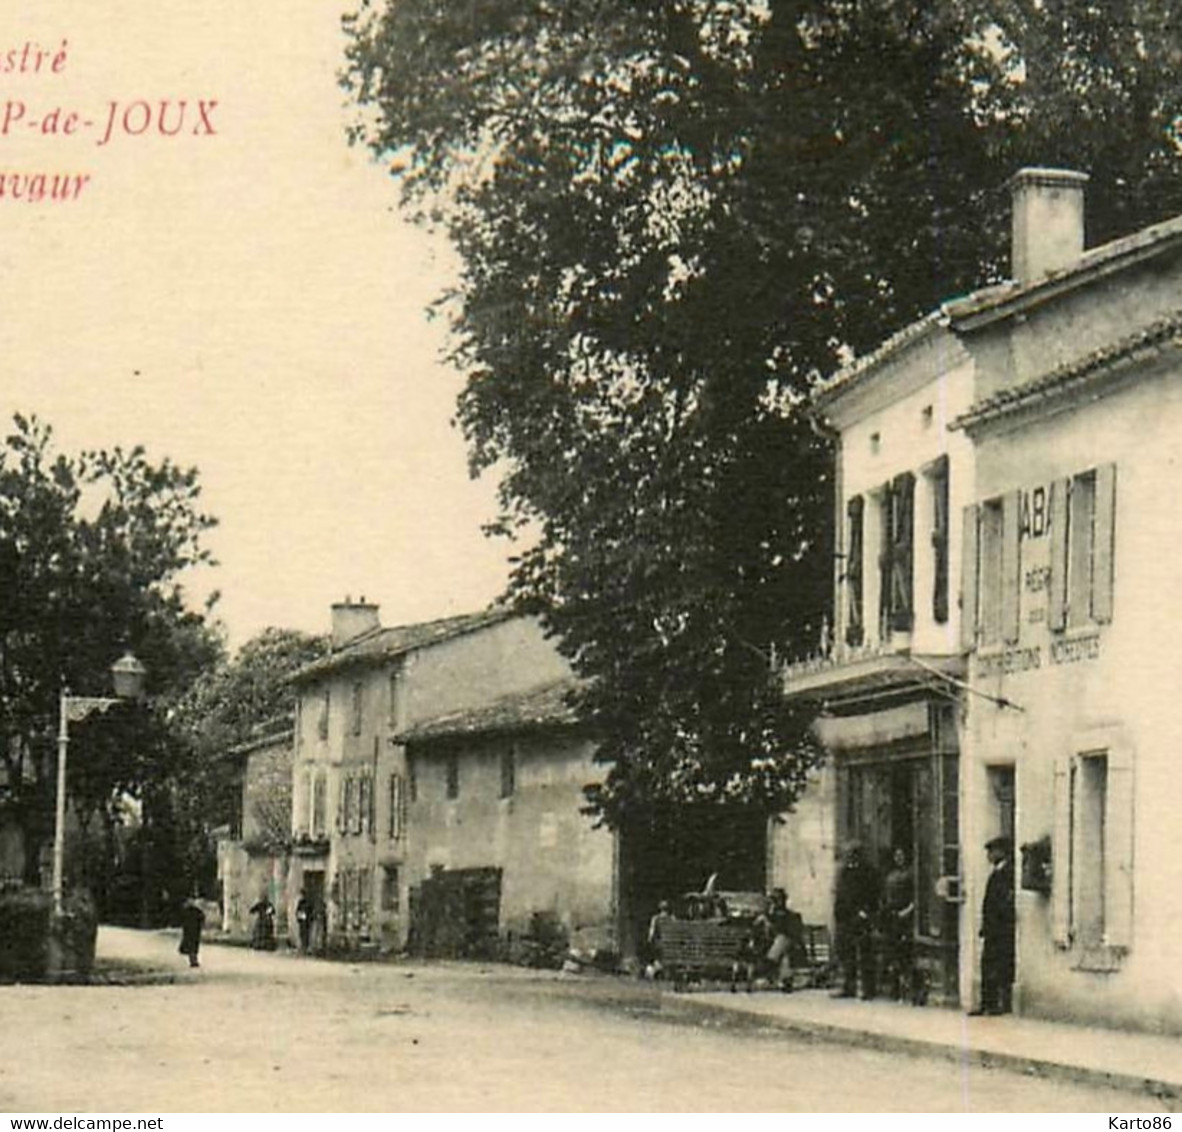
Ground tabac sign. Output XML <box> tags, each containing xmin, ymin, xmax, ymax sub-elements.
<box><xmin>962</xmin><ymin>465</ymin><xmax>1115</xmax><ymax>675</ymax></box>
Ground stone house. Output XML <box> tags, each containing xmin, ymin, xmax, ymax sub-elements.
<box><xmin>216</xmin><ymin>719</ymin><xmax>293</xmax><ymax>941</ymax></box>
<box><xmin>948</xmin><ymin>171</ymin><xmax>1182</xmax><ymax>1031</ymax></box>
<box><xmin>780</xmin><ymin>167</ymin><xmax>1182</xmax><ymax>1032</ymax></box>
<box><xmin>287</xmin><ymin>601</ymin><xmax>578</xmax><ymax>951</ymax></box>
<box><xmin>394</xmin><ymin>678</ymin><xmax>615</xmax><ymax>958</ymax></box>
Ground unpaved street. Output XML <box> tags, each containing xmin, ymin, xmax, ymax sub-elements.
<box><xmin>0</xmin><ymin>928</ymin><xmax>1160</xmax><ymax>1112</ymax></box>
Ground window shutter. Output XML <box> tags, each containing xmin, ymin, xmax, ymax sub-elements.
<box><xmin>960</xmin><ymin>503</ymin><xmax>979</xmax><ymax>651</ymax></box>
<box><xmin>1001</xmin><ymin>488</ymin><xmax>1022</xmax><ymax>645</ymax></box>
<box><xmin>1092</xmin><ymin>463</ymin><xmax>1117</xmax><ymax>624</ymax></box>
<box><xmin>336</xmin><ymin>774</ymin><xmax>346</xmax><ymax>834</ymax></box>
<box><xmin>1105</xmin><ymin>751</ymin><xmax>1134</xmax><ymax>949</ymax></box>
<box><xmin>1051</xmin><ymin>758</ymin><xmax>1072</xmax><ymax>947</ymax></box>
<box><xmin>845</xmin><ymin>495</ymin><xmax>864</xmax><ymax>646</ymax></box>
<box><xmin>879</xmin><ymin>482</ymin><xmax>894</xmax><ymax>635</ymax></box>
<box><xmin>1048</xmin><ymin>478</ymin><xmax>1070</xmax><ymax>632</ymax></box>
<box><xmin>891</xmin><ymin>472</ymin><xmax>915</xmax><ymax>631</ymax></box>
<box><xmin>931</xmin><ymin>457</ymin><xmax>950</xmax><ymax>624</ymax></box>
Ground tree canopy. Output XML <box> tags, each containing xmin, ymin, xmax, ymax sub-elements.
<box><xmin>343</xmin><ymin>0</ymin><xmax>1182</xmax><ymax>827</ymax></box>
<box><xmin>0</xmin><ymin>414</ymin><xmax>221</xmax><ymax>889</ymax></box>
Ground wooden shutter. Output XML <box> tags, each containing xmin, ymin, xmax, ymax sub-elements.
<box><xmin>1051</xmin><ymin>758</ymin><xmax>1072</xmax><ymax>947</ymax></box>
<box><xmin>1092</xmin><ymin>463</ymin><xmax>1117</xmax><ymax>624</ymax></box>
<box><xmin>845</xmin><ymin>495</ymin><xmax>864</xmax><ymax>646</ymax></box>
<box><xmin>891</xmin><ymin>472</ymin><xmax>915</xmax><ymax>631</ymax></box>
<box><xmin>879</xmin><ymin>482</ymin><xmax>894</xmax><ymax>635</ymax></box>
<box><xmin>336</xmin><ymin>773</ymin><xmax>346</xmax><ymax>833</ymax></box>
<box><xmin>1048</xmin><ymin>478</ymin><xmax>1070</xmax><ymax>632</ymax></box>
<box><xmin>931</xmin><ymin>457</ymin><xmax>950</xmax><ymax>624</ymax></box>
<box><xmin>1001</xmin><ymin>488</ymin><xmax>1022</xmax><ymax>645</ymax></box>
<box><xmin>960</xmin><ymin>503</ymin><xmax>979</xmax><ymax>651</ymax></box>
<box><xmin>1105</xmin><ymin>750</ymin><xmax>1134</xmax><ymax>949</ymax></box>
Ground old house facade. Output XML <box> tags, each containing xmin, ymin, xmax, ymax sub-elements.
<box><xmin>395</xmin><ymin>679</ymin><xmax>615</xmax><ymax>958</ymax></box>
<box><xmin>779</xmin><ymin>167</ymin><xmax>1182</xmax><ymax>1032</ymax></box>
<box><xmin>288</xmin><ymin>601</ymin><xmax>576</xmax><ymax>951</ymax></box>
<box><xmin>216</xmin><ymin>719</ymin><xmax>294</xmax><ymax>940</ymax></box>
<box><xmin>776</xmin><ymin>301</ymin><xmax>975</xmax><ymax>1003</ymax></box>
<box><xmin>948</xmin><ymin>170</ymin><xmax>1182</xmax><ymax>1031</ymax></box>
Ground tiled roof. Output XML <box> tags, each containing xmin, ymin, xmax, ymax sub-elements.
<box><xmin>394</xmin><ymin>678</ymin><xmax>584</xmax><ymax>744</ymax></box>
<box><xmin>815</xmin><ymin>207</ymin><xmax>1182</xmax><ymax>409</ymax></box>
<box><xmin>951</xmin><ymin>311</ymin><xmax>1182</xmax><ymax>433</ymax></box>
<box><xmin>290</xmin><ymin>608</ymin><xmax>515</xmax><ymax>683</ymax></box>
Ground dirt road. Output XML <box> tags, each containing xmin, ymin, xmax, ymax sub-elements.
<box><xmin>0</xmin><ymin>928</ymin><xmax>1160</xmax><ymax>1112</ymax></box>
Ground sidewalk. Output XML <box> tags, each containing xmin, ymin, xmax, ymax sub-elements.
<box><xmin>665</xmin><ymin>985</ymin><xmax>1182</xmax><ymax>1101</ymax></box>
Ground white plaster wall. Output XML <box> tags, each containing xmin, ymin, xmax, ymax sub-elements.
<box><xmin>965</xmin><ymin>357</ymin><xmax>1182</xmax><ymax>1031</ymax></box>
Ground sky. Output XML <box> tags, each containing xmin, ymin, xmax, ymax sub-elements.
<box><xmin>1</xmin><ymin>1</ymin><xmax>513</xmax><ymax>649</ymax></box>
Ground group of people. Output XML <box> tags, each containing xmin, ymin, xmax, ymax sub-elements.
<box><xmin>833</xmin><ymin>836</ymin><xmax>1015</xmax><ymax>1014</ymax></box>
<box><xmin>832</xmin><ymin>843</ymin><xmax>917</xmax><ymax>1002</ymax></box>
<box><xmin>645</xmin><ymin>887</ymin><xmax>809</xmax><ymax>992</ymax></box>
<box><xmin>176</xmin><ymin>887</ymin><xmax>327</xmax><ymax>968</ymax></box>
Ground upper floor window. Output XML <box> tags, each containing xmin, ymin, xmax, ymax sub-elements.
<box><xmin>446</xmin><ymin>752</ymin><xmax>460</xmax><ymax>800</ymax></box>
<box><xmin>389</xmin><ymin>773</ymin><xmax>406</xmax><ymax>840</ymax></box>
<box><xmin>845</xmin><ymin>496</ymin><xmax>865</xmax><ymax>647</ymax></box>
<box><xmin>928</xmin><ymin>456</ymin><xmax>950</xmax><ymax>625</ymax></box>
<box><xmin>351</xmin><ymin>681</ymin><xmax>364</xmax><ymax>736</ymax></box>
<box><xmin>500</xmin><ymin>745</ymin><xmax>516</xmax><ymax>799</ymax></box>
<box><xmin>879</xmin><ymin>472</ymin><xmax>915</xmax><ymax>634</ymax></box>
<box><xmin>1050</xmin><ymin>465</ymin><xmax>1116</xmax><ymax>632</ymax></box>
<box><xmin>317</xmin><ymin>688</ymin><xmax>330</xmax><ymax>741</ymax></box>
<box><xmin>311</xmin><ymin>771</ymin><xmax>327</xmax><ymax>838</ymax></box>
<box><xmin>961</xmin><ymin>464</ymin><xmax>1115</xmax><ymax>650</ymax></box>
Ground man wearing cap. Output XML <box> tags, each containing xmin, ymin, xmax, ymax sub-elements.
<box><xmin>976</xmin><ymin>835</ymin><xmax>1015</xmax><ymax>1015</ymax></box>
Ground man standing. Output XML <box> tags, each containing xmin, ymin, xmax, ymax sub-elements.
<box><xmin>975</xmin><ymin>836</ymin><xmax>1015</xmax><ymax>1015</ymax></box>
<box><xmin>833</xmin><ymin>843</ymin><xmax>880</xmax><ymax>999</ymax></box>
<box><xmin>178</xmin><ymin>895</ymin><xmax>205</xmax><ymax>969</ymax></box>
<box><xmin>295</xmin><ymin>889</ymin><xmax>313</xmax><ymax>953</ymax></box>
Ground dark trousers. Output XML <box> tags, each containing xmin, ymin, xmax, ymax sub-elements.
<box><xmin>838</xmin><ymin>926</ymin><xmax>877</xmax><ymax>997</ymax></box>
<box><xmin>980</xmin><ymin>938</ymin><xmax>1013</xmax><ymax>1013</ymax></box>
<box><xmin>881</xmin><ymin>929</ymin><xmax>914</xmax><ymax>1000</ymax></box>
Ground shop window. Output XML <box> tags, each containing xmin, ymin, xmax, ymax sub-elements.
<box><xmin>446</xmin><ymin>752</ymin><xmax>460</xmax><ymax>800</ymax></box>
<box><xmin>382</xmin><ymin>866</ymin><xmax>400</xmax><ymax>912</ymax></box>
<box><xmin>878</xmin><ymin>473</ymin><xmax>914</xmax><ymax>634</ymax></box>
<box><xmin>358</xmin><ymin>868</ymin><xmax>373</xmax><ymax>934</ymax></box>
<box><xmin>845</xmin><ymin>495</ymin><xmax>864</xmax><ymax>646</ymax></box>
<box><xmin>500</xmin><ymin>745</ymin><xmax>516</xmax><ymax>799</ymax></box>
<box><xmin>389</xmin><ymin>773</ymin><xmax>406</xmax><ymax>840</ymax></box>
<box><xmin>1049</xmin><ymin>466</ymin><xmax>1116</xmax><ymax>632</ymax></box>
<box><xmin>1053</xmin><ymin>743</ymin><xmax>1133</xmax><ymax>961</ymax></box>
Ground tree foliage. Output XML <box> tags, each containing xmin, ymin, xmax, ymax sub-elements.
<box><xmin>169</xmin><ymin>626</ymin><xmax>327</xmax><ymax>842</ymax></box>
<box><xmin>343</xmin><ymin>0</ymin><xmax>1182</xmax><ymax>826</ymax></box>
<box><xmin>0</xmin><ymin>414</ymin><xmax>221</xmax><ymax>890</ymax></box>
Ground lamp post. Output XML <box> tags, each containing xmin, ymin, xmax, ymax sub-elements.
<box><xmin>53</xmin><ymin>650</ymin><xmax>147</xmax><ymax>915</ymax></box>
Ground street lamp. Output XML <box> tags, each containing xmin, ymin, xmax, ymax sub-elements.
<box><xmin>53</xmin><ymin>650</ymin><xmax>147</xmax><ymax>915</ymax></box>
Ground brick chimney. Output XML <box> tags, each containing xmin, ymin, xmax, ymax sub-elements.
<box><xmin>1010</xmin><ymin>167</ymin><xmax>1089</xmax><ymax>283</ymax></box>
<box><xmin>331</xmin><ymin>595</ymin><xmax>380</xmax><ymax>649</ymax></box>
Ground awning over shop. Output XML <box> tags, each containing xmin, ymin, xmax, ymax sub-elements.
<box><xmin>781</xmin><ymin>650</ymin><xmax>965</xmax><ymax>715</ymax></box>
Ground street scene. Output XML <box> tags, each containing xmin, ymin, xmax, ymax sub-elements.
<box><xmin>5</xmin><ymin>0</ymin><xmax>1182</xmax><ymax>1117</ymax></box>
<box><xmin>0</xmin><ymin>927</ymin><xmax>1167</xmax><ymax>1113</ymax></box>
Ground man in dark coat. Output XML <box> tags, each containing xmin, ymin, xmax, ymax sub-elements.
<box><xmin>178</xmin><ymin>896</ymin><xmax>204</xmax><ymax>968</ymax></box>
<box><xmin>975</xmin><ymin>836</ymin><xmax>1015</xmax><ymax>1015</ymax></box>
<box><xmin>834</xmin><ymin>843</ymin><xmax>880</xmax><ymax>998</ymax></box>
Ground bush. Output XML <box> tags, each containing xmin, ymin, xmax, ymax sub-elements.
<box><xmin>0</xmin><ymin>887</ymin><xmax>98</xmax><ymax>982</ymax></box>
